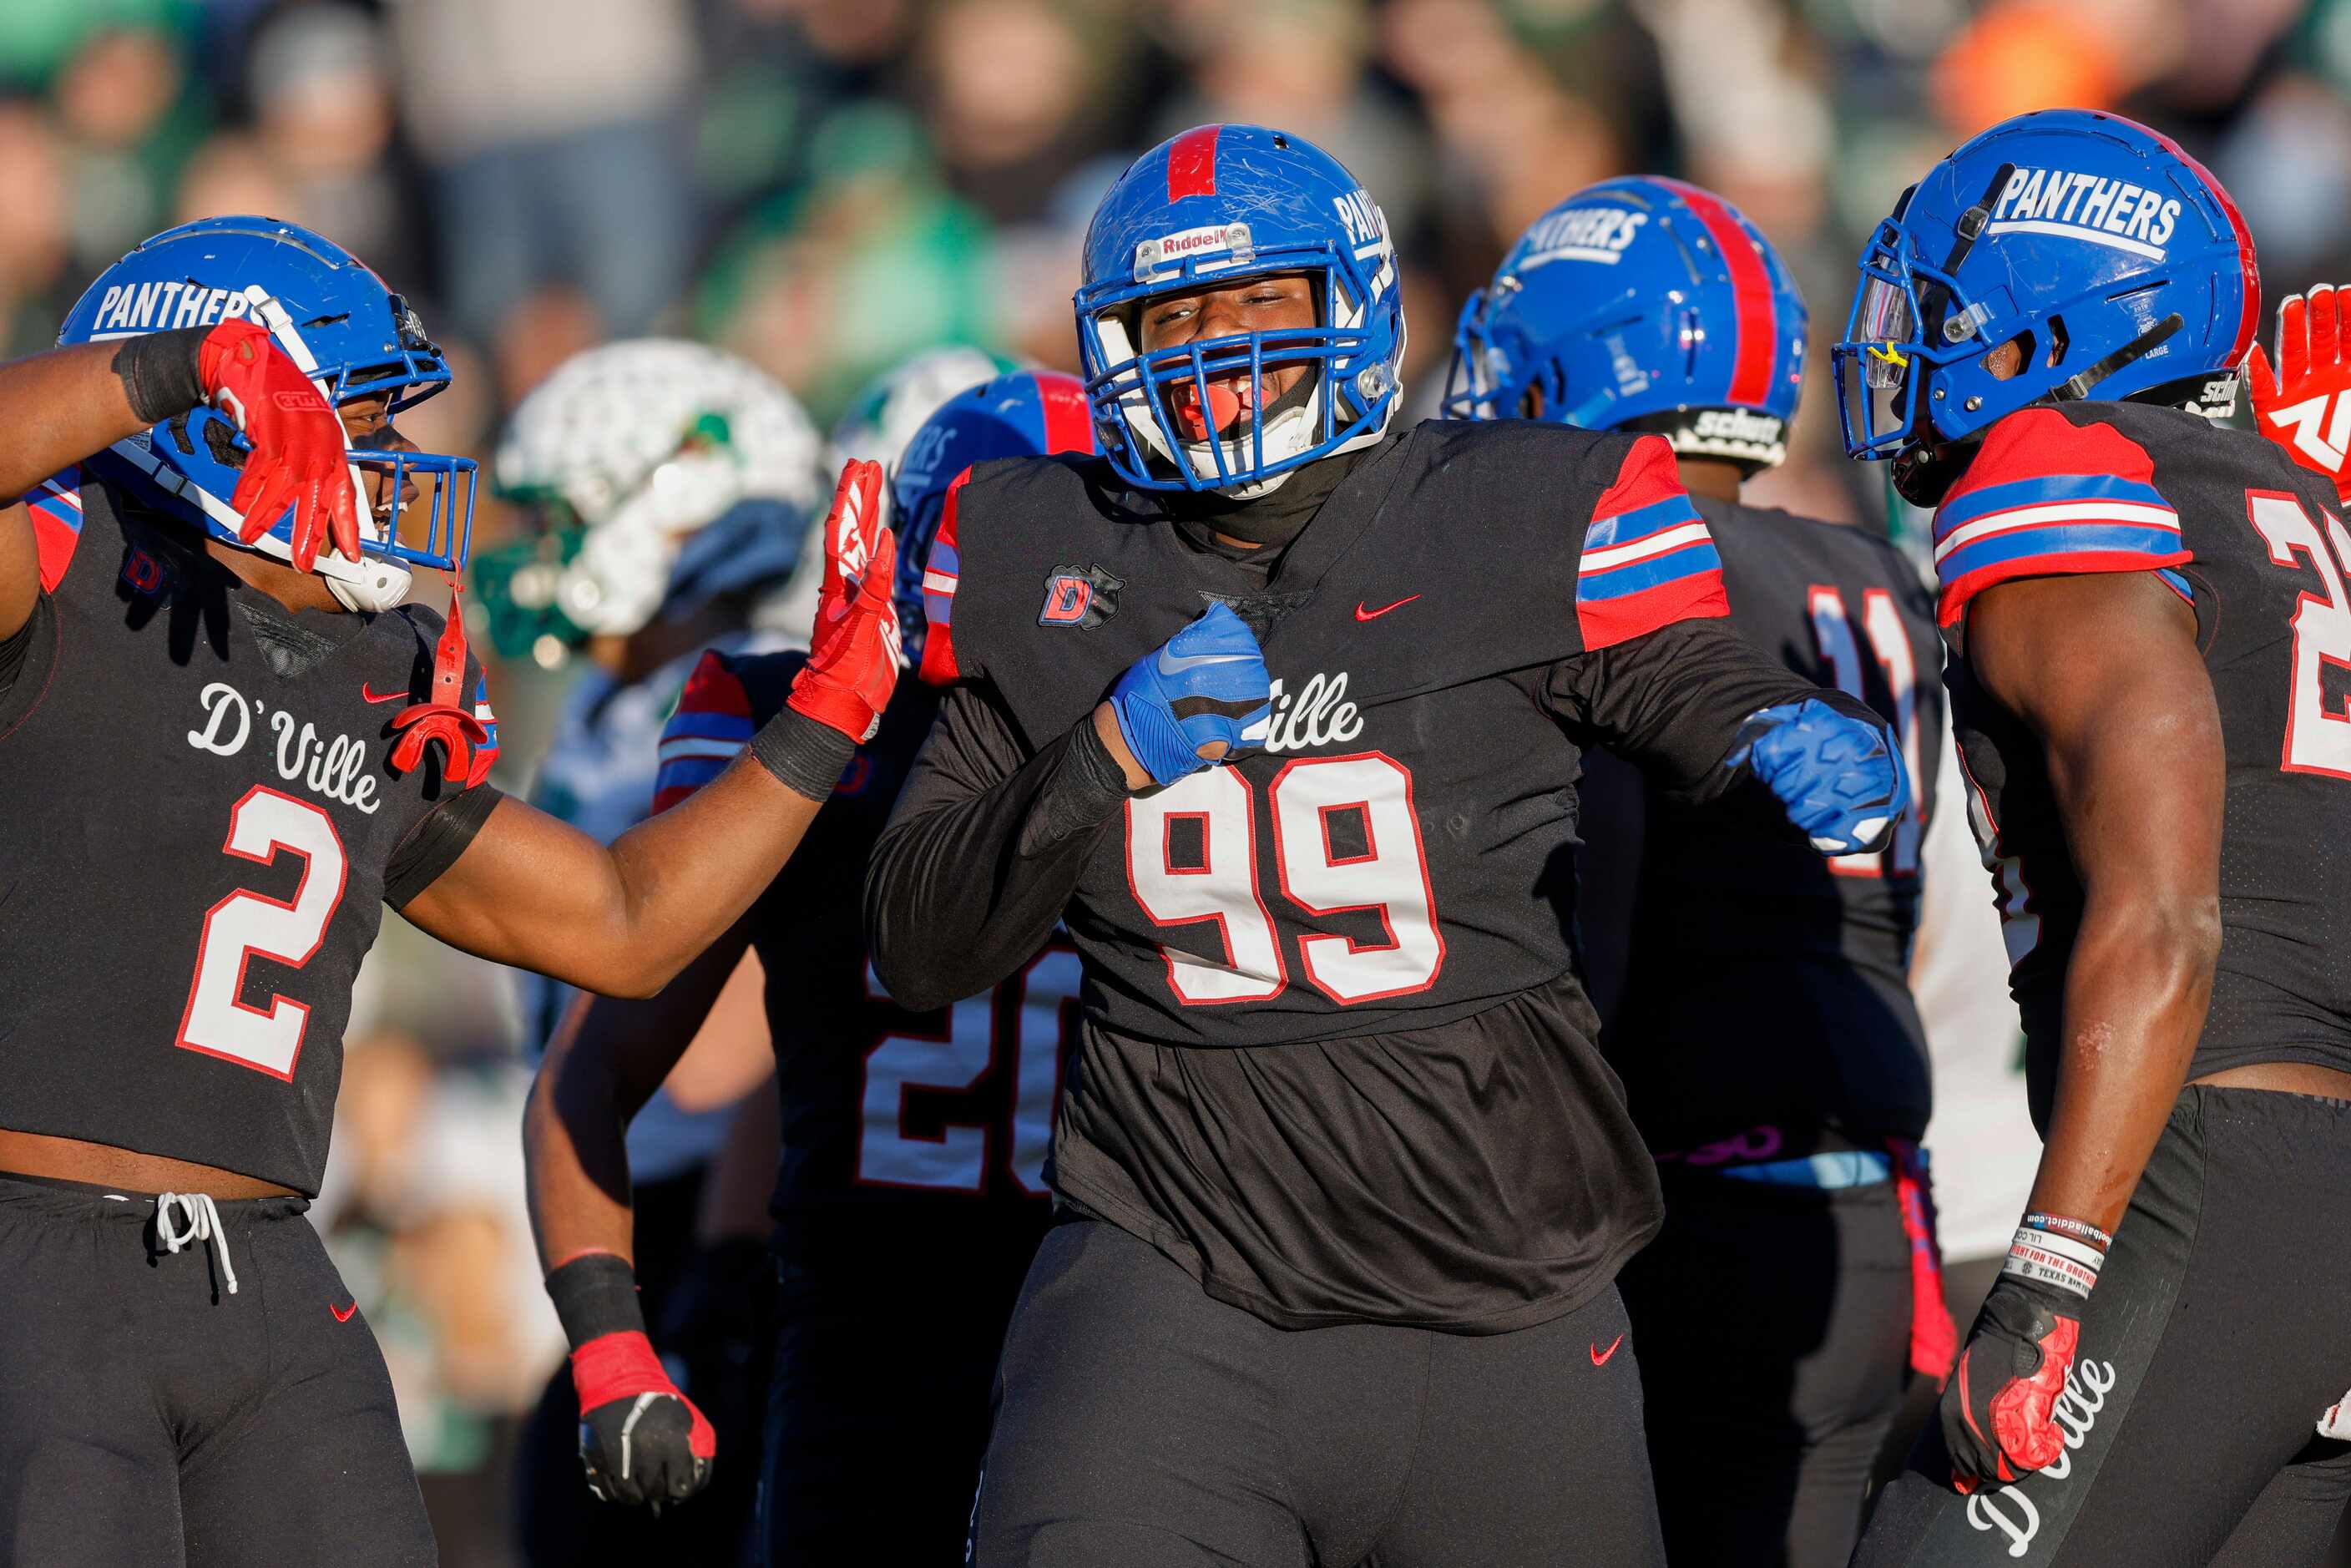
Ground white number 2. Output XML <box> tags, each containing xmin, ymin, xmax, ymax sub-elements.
<box><xmin>175</xmin><ymin>786</ymin><xmax>348</xmax><ymax>1080</ymax></box>
<box><xmin>857</xmin><ymin>948</ymin><xmax>1079</xmax><ymax>1193</ymax></box>
<box><xmin>1125</xmin><ymin>752</ymin><xmax>1445</xmax><ymax>1007</ymax></box>
<box><xmin>1807</xmin><ymin>585</ymin><xmax>1924</xmax><ymax>876</ymax></box>
<box><xmin>2246</xmin><ymin>490</ymin><xmax>2351</xmax><ymax>780</ymax></box>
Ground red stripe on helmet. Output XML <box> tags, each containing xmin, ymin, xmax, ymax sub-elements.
<box><xmin>1031</xmin><ymin>372</ymin><xmax>1098</xmax><ymax>456</ymax></box>
<box><xmin>2141</xmin><ymin>121</ymin><xmax>2260</xmax><ymax>367</ymax></box>
<box><xmin>1166</xmin><ymin>126</ymin><xmax>1221</xmax><ymax>203</ymax></box>
<box><xmin>1656</xmin><ymin>177</ymin><xmax>1776</xmax><ymax>407</ymax></box>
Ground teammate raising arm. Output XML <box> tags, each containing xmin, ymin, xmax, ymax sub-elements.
<box><xmin>0</xmin><ymin>220</ymin><xmax>894</xmax><ymax>1567</ymax></box>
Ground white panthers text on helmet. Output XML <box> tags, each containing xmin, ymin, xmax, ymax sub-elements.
<box><xmin>1986</xmin><ymin>168</ymin><xmax>2182</xmax><ymax>260</ymax></box>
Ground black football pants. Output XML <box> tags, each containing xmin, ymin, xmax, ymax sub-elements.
<box><xmin>759</xmin><ymin>1274</ymin><xmax>1020</xmax><ymax>1565</ymax></box>
<box><xmin>969</xmin><ymin>1216</ymin><xmax>1666</xmax><ymax>1567</ymax></box>
<box><xmin>0</xmin><ymin>1172</ymin><xmax>435</xmax><ymax>1567</ymax></box>
<box><xmin>1853</xmin><ymin>1086</ymin><xmax>2351</xmax><ymax>1566</ymax></box>
<box><xmin>1615</xmin><ymin>1169</ymin><xmax>1914</xmax><ymax>1568</ymax></box>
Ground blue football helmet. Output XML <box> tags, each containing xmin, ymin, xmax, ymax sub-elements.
<box><xmin>893</xmin><ymin>367</ymin><xmax>1098</xmax><ymax>670</ymax></box>
<box><xmin>1833</xmin><ymin>109</ymin><xmax>2257</xmax><ymax>497</ymax></box>
<box><xmin>56</xmin><ymin>216</ymin><xmax>476</xmax><ymax>612</ymax></box>
<box><xmin>1446</xmin><ymin>176</ymin><xmax>1807</xmax><ymax>473</ymax></box>
<box><xmin>1074</xmin><ymin>124</ymin><xmax>1405</xmax><ymax>496</ymax></box>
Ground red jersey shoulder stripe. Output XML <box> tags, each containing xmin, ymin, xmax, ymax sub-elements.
<box><xmin>654</xmin><ymin>650</ymin><xmax>756</xmax><ymax>812</ymax></box>
<box><xmin>27</xmin><ymin>467</ymin><xmax>83</xmax><ymax>593</ymax></box>
<box><xmin>1576</xmin><ymin>435</ymin><xmax>1728</xmax><ymax>650</ymax></box>
<box><xmin>918</xmin><ymin>469</ymin><xmax>971</xmax><ymax>686</ymax></box>
<box><xmin>1932</xmin><ymin>409</ymin><xmax>2189</xmax><ymax>626</ymax></box>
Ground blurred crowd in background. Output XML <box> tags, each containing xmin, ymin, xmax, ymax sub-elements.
<box><xmin>10</xmin><ymin>0</ymin><xmax>2347</xmax><ymax>1558</ymax></box>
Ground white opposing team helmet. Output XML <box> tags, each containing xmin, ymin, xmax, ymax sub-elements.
<box><xmin>482</xmin><ymin>340</ymin><xmax>822</xmax><ymax>664</ymax></box>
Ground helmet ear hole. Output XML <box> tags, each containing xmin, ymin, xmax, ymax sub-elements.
<box><xmin>1519</xmin><ymin>382</ymin><xmax>1547</xmax><ymax>420</ymax></box>
<box><xmin>2045</xmin><ymin>316</ymin><xmax>2070</xmax><ymax>367</ymax></box>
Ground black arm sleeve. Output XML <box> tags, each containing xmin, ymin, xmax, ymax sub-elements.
<box><xmin>1548</xmin><ymin>616</ymin><xmax>1879</xmax><ymax>804</ymax></box>
<box><xmin>864</xmin><ymin>684</ymin><xmax>1128</xmax><ymax>1011</ymax></box>
<box><xmin>384</xmin><ymin>783</ymin><xmax>507</xmax><ymax>909</ymax></box>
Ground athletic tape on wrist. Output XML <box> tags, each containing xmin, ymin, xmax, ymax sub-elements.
<box><xmin>112</xmin><ymin>326</ymin><xmax>210</xmax><ymax>426</ymax></box>
<box><xmin>569</xmin><ymin>1328</ymin><xmax>680</xmax><ymax>1413</ymax></box>
<box><xmin>747</xmin><ymin>703</ymin><xmax>856</xmax><ymax>802</ymax></box>
<box><xmin>545</xmin><ymin>1252</ymin><xmax>648</xmax><ymax>1349</ymax></box>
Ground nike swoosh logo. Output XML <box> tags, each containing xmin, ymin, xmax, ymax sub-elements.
<box><xmin>331</xmin><ymin>1299</ymin><xmax>359</xmax><ymax>1323</ymax></box>
<box><xmin>360</xmin><ymin>684</ymin><xmax>408</xmax><ymax>705</ymax></box>
<box><xmin>1157</xmin><ymin>648</ymin><xmax>1250</xmax><ymax>677</ymax></box>
<box><xmin>1354</xmin><ymin>594</ymin><xmax>1421</xmax><ymax>622</ymax></box>
<box><xmin>1590</xmin><ymin>1332</ymin><xmax>1625</xmax><ymax>1367</ymax></box>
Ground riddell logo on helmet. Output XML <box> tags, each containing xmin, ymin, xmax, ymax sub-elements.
<box><xmin>1988</xmin><ymin>169</ymin><xmax>2182</xmax><ymax>260</ymax></box>
<box><xmin>1134</xmin><ymin>224</ymin><xmax>1254</xmax><ymax>281</ymax></box>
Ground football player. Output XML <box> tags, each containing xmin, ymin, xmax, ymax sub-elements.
<box><xmin>862</xmin><ymin>125</ymin><xmax>1910</xmax><ymax>1565</ymax></box>
<box><xmin>476</xmin><ymin>339</ymin><xmax>825</xmax><ymax>1566</ymax></box>
<box><xmin>523</xmin><ymin>369</ymin><xmax>1098</xmax><ymax>1564</ymax></box>
<box><xmin>1449</xmin><ymin>175</ymin><xmax>1949</xmax><ymax>1568</ymax></box>
<box><xmin>0</xmin><ymin>218</ymin><xmax>897</xmax><ymax>1565</ymax></box>
<box><xmin>1837</xmin><ymin>110</ymin><xmax>2351</xmax><ymax>1564</ymax></box>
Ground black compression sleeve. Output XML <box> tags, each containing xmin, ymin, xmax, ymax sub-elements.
<box><xmin>864</xmin><ymin>687</ymin><xmax>1125</xmax><ymax>1011</ymax></box>
<box><xmin>109</xmin><ymin>326</ymin><xmax>210</xmax><ymax>426</ymax></box>
<box><xmin>545</xmin><ymin>1252</ymin><xmax>648</xmax><ymax>1348</ymax></box>
<box><xmin>1548</xmin><ymin>616</ymin><xmax>1878</xmax><ymax>803</ymax></box>
<box><xmin>383</xmin><ymin>782</ymin><xmax>505</xmax><ymax>909</ymax></box>
<box><xmin>746</xmin><ymin>703</ymin><xmax>857</xmax><ymax>802</ymax></box>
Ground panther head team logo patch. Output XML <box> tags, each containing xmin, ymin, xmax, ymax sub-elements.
<box><xmin>1039</xmin><ymin>564</ymin><xmax>1123</xmax><ymax>629</ymax></box>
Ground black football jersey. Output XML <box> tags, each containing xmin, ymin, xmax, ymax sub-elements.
<box><xmin>1596</xmin><ymin>498</ymin><xmax>1945</xmax><ymax>1147</ymax></box>
<box><xmin>1934</xmin><ymin>402</ymin><xmax>2351</xmax><ymax>1123</ymax></box>
<box><xmin>870</xmin><ymin>421</ymin><xmax>1878</xmax><ymax>1329</ymax></box>
<box><xmin>655</xmin><ymin>651</ymin><xmax>1072</xmax><ymax>1292</ymax></box>
<box><xmin>0</xmin><ymin>469</ymin><xmax>500</xmax><ymax>1195</ymax></box>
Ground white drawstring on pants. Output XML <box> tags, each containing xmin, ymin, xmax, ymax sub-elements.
<box><xmin>155</xmin><ymin>1191</ymin><xmax>239</xmax><ymax>1296</ymax></box>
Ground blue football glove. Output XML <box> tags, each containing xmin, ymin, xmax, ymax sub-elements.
<box><xmin>1108</xmin><ymin>601</ymin><xmax>1272</xmax><ymax>787</ymax></box>
<box><xmin>1726</xmin><ymin>697</ymin><xmax>1909</xmax><ymax>856</ymax></box>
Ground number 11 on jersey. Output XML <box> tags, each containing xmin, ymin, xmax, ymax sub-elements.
<box><xmin>1807</xmin><ymin>585</ymin><xmax>1924</xmax><ymax>877</ymax></box>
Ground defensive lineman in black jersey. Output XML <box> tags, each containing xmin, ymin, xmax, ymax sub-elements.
<box><xmin>1449</xmin><ymin>175</ymin><xmax>1949</xmax><ymax>1567</ymax></box>
<box><xmin>524</xmin><ymin>370</ymin><xmax>1097</xmax><ymax>1565</ymax></box>
<box><xmin>0</xmin><ymin>220</ymin><xmax>901</xmax><ymax>1564</ymax></box>
<box><xmin>1838</xmin><ymin>111</ymin><xmax>2351</xmax><ymax>1565</ymax></box>
<box><xmin>862</xmin><ymin>125</ymin><xmax>1908</xmax><ymax>1565</ymax></box>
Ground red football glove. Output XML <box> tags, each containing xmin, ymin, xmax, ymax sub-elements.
<box><xmin>570</xmin><ymin>1330</ymin><xmax>717</xmax><ymax>1509</ymax></box>
<box><xmin>2247</xmin><ymin>284</ymin><xmax>2351</xmax><ymax>508</ymax></box>
<box><xmin>197</xmin><ymin>318</ymin><xmax>361</xmax><ymax>573</ymax></box>
<box><xmin>786</xmin><ymin>459</ymin><xmax>901</xmax><ymax>743</ymax></box>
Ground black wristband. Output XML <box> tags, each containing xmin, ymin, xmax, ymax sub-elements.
<box><xmin>747</xmin><ymin>702</ymin><xmax>857</xmax><ymax>802</ymax></box>
<box><xmin>110</xmin><ymin>326</ymin><xmax>211</xmax><ymax>426</ymax></box>
<box><xmin>1019</xmin><ymin>716</ymin><xmax>1133</xmax><ymax>857</ymax></box>
<box><xmin>545</xmin><ymin>1252</ymin><xmax>649</xmax><ymax>1349</ymax></box>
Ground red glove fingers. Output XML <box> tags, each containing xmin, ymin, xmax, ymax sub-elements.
<box><xmin>786</xmin><ymin>460</ymin><xmax>902</xmax><ymax>744</ymax></box>
<box><xmin>198</xmin><ymin>318</ymin><xmax>361</xmax><ymax>571</ymax></box>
